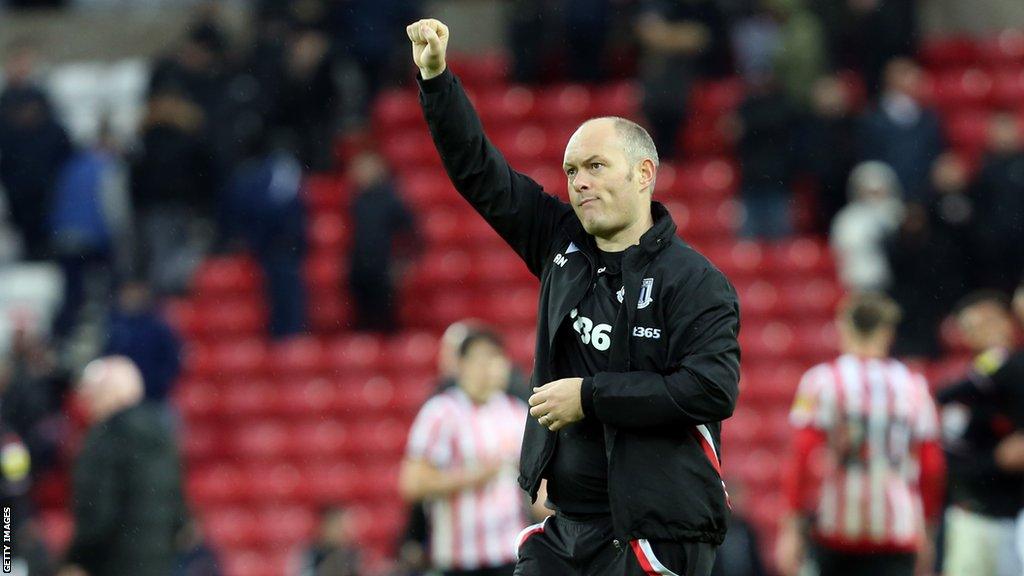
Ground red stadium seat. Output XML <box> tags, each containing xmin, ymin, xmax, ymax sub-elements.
<box><xmin>325</xmin><ymin>334</ymin><xmax>385</xmax><ymax>373</ymax></box>
<box><xmin>204</xmin><ymin>508</ymin><xmax>258</xmax><ymax>548</ymax></box>
<box><xmin>447</xmin><ymin>53</ymin><xmax>509</xmax><ymax>87</ymax></box>
<box><xmin>407</xmin><ymin>248</ymin><xmax>473</xmax><ymax>292</ymax></box>
<box><xmin>991</xmin><ymin>68</ymin><xmax>1024</xmax><ymax>108</ymax></box>
<box><xmin>305</xmin><ymin>250</ymin><xmax>345</xmax><ymax>295</ymax></box>
<box><xmin>535</xmin><ymin>84</ymin><xmax>595</xmax><ymax>123</ymax></box>
<box><xmin>199</xmin><ymin>298</ymin><xmax>267</xmax><ymax>337</ymax></box>
<box><xmin>931</xmin><ymin>68</ymin><xmax>993</xmax><ymax>110</ymax></box>
<box><xmin>308</xmin><ymin>292</ymin><xmax>351</xmax><ymax>334</ymax></box>
<box><xmin>289</xmin><ymin>420</ymin><xmax>350</xmax><ymax>460</ymax></box>
<box><xmin>691</xmin><ymin>78</ymin><xmax>744</xmax><ymax>116</ymax></box>
<box><xmin>192</xmin><ymin>257</ymin><xmax>262</xmax><ymax>297</ymax></box>
<box><xmin>232</xmin><ymin>422</ymin><xmax>290</xmax><ymax>461</ymax></box>
<box><xmin>174</xmin><ymin>379</ymin><xmax>222</xmax><ymax>420</ymax></box>
<box><xmin>945</xmin><ymin>110</ymin><xmax>990</xmax><ymax>154</ymax></box>
<box><xmin>245</xmin><ymin>463</ymin><xmax>303</xmax><ymax>502</ymax></box>
<box><xmin>734</xmin><ymin>280</ymin><xmax>780</xmax><ymax>319</ymax></box>
<box><xmin>399</xmin><ymin>170</ymin><xmax>460</xmax><ymax>208</ymax></box>
<box><xmin>765</xmin><ymin>238</ymin><xmax>835</xmax><ymax>277</ymax></box>
<box><xmin>976</xmin><ymin>29</ymin><xmax>1024</xmax><ymax>68</ymax></box>
<box><xmin>302</xmin><ymin>463</ymin><xmax>361</xmax><ymax>503</ymax></box>
<box><xmin>380</xmin><ymin>130</ymin><xmax>439</xmax><ymax>168</ymax></box>
<box><xmin>372</xmin><ymin>89</ymin><xmax>421</xmax><ymax>129</ymax></box>
<box><xmin>919</xmin><ymin>36</ymin><xmax>979</xmax><ymax>69</ymax></box>
<box><xmin>309</xmin><ymin>212</ymin><xmax>350</xmax><ymax>252</ymax></box>
<box><xmin>211</xmin><ymin>339</ymin><xmax>269</xmax><ymax>378</ymax></box>
<box><xmin>587</xmin><ymin>82</ymin><xmax>640</xmax><ymax>118</ymax></box>
<box><xmin>477</xmin><ymin>85</ymin><xmax>537</xmax><ymax>127</ymax></box>
<box><xmin>221</xmin><ymin>380</ymin><xmax>277</xmax><ymax>418</ymax></box>
<box><xmin>700</xmin><ymin>241</ymin><xmax>766</xmax><ymax>280</ymax></box>
<box><xmin>269</xmin><ymin>336</ymin><xmax>325</xmax><ymax>377</ymax></box>
<box><xmin>303</xmin><ymin>174</ymin><xmax>349</xmax><ymax>213</ymax></box>
<box><xmin>384</xmin><ymin>331</ymin><xmax>439</xmax><ymax>374</ymax></box>
<box><xmin>181</xmin><ymin>423</ymin><xmax>226</xmax><ymax>461</ymax></box>
<box><xmin>278</xmin><ymin>377</ymin><xmax>338</xmax><ymax>418</ymax></box>
<box><xmin>187</xmin><ymin>465</ymin><xmax>247</xmax><ymax>504</ymax></box>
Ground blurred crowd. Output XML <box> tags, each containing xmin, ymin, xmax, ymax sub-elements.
<box><xmin>0</xmin><ymin>0</ymin><xmax>1021</xmax><ymax>574</ymax></box>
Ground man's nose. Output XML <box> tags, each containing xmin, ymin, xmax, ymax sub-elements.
<box><xmin>573</xmin><ymin>174</ymin><xmax>591</xmax><ymax>192</ymax></box>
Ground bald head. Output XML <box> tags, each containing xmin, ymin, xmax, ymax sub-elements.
<box><xmin>79</xmin><ymin>356</ymin><xmax>145</xmax><ymax>422</ymax></box>
<box><xmin>570</xmin><ymin>117</ymin><xmax>660</xmax><ymax>189</ymax></box>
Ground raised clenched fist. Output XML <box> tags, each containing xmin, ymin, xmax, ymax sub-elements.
<box><xmin>406</xmin><ymin>18</ymin><xmax>449</xmax><ymax>80</ymax></box>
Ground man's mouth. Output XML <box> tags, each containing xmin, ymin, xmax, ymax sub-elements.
<box><xmin>579</xmin><ymin>197</ymin><xmax>597</xmax><ymax>207</ymax></box>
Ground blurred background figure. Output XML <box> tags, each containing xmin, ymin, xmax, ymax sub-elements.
<box><xmin>710</xmin><ymin>478</ymin><xmax>767</xmax><ymax>576</ymax></box>
<box><xmin>970</xmin><ymin>112</ymin><xmax>1024</xmax><ymax>294</ymax></box>
<box><xmin>347</xmin><ymin>151</ymin><xmax>418</xmax><ymax>334</ymax></box>
<box><xmin>857</xmin><ymin>58</ymin><xmax>944</xmax><ymax>203</ymax></box>
<box><xmin>172</xmin><ymin>518</ymin><xmax>223</xmax><ymax>576</ymax></box>
<box><xmin>937</xmin><ymin>292</ymin><xmax>1024</xmax><ymax>576</ymax></box>
<box><xmin>831</xmin><ymin>161</ymin><xmax>904</xmax><ymax>292</ymax></box>
<box><xmin>636</xmin><ymin>0</ymin><xmax>728</xmax><ymax>160</ymax></box>
<box><xmin>0</xmin><ymin>38</ymin><xmax>72</xmax><ymax>261</ymax></box>
<box><xmin>729</xmin><ymin>67</ymin><xmax>797</xmax><ymax>240</ymax></box>
<box><xmin>102</xmin><ymin>280</ymin><xmax>182</xmax><ymax>406</ymax></box>
<box><xmin>799</xmin><ymin>75</ymin><xmax>859</xmax><ymax>235</ymax></box>
<box><xmin>294</xmin><ymin>506</ymin><xmax>362</xmax><ymax>576</ymax></box>
<box><xmin>223</xmin><ymin>128</ymin><xmax>309</xmax><ymax>339</ymax></box>
<box><xmin>48</xmin><ymin>120</ymin><xmax>130</xmax><ymax>341</ymax></box>
<box><xmin>129</xmin><ymin>90</ymin><xmax>216</xmax><ymax>295</ymax></box>
<box><xmin>399</xmin><ymin>329</ymin><xmax>529</xmax><ymax>575</ymax></box>
<box><xmin>62</xmin><ymin>356</ymin><xmax>187</xmax><ymax>576</ymax></box>
<box><xmin>777</xmin><ymin>293</ymin><xmax>944</xmax><ymax>576</ymax></box>
<box><xmin>0</xmin><ymin>326</ymin><xmax>69</xmax><ymax>478</ymax></box>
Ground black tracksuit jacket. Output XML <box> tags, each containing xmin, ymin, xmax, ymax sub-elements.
<box><xmin>418</xmin><ymin>69</ymin><xmax>742</xmax><ymax>545</ymax></box>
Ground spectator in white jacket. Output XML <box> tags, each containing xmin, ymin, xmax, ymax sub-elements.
<box><xmin>830</xmin><ymin>161</ymin><xmax>905</xmax><ymax>291</ymax></box>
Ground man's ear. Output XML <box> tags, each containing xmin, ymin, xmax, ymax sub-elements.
<box><xmin>638</xmin><ymin>159</ymin><xmax>656</xmax><ymax>194</ymax></box>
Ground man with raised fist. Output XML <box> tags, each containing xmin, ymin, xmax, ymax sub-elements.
<box><xmin>407</xmin><ymin>18</ymin><xmax>740</xmax><ymax>576</ymax></box>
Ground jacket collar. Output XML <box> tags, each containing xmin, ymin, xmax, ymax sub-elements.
<box><xmin>569</xmin><ymin>201</ymin><xmax>677</xmax><ymax>268</ymax></box>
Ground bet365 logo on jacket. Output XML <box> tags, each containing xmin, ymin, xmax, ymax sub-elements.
<box><xmin>570</xmin><ymin>309</ymin><xmax>611</xmax><ymax>352</ymax></box>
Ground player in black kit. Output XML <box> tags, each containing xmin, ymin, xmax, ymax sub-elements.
<box><xmin>408</xmin><ymin>19</ymin><xmax>741</xmax><ymax>576</ymax></box>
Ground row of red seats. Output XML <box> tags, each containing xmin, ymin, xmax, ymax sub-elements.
<box><xmin>183</xmin><ymin>419</ymin><xmax>411</xmax><ymax>463</ymax></box>
<box><xmin>176</xmin><ymin>375</ymin><xmax>433</xmax><ymax>420</ymax></box>
<box><xmin>181</xmin><ymin>335</ymin><xmax>441</xmax><ymax>378</ymax></box>
<box><xmin>186</xmin><ymin>462</ymin><xmax>399</xmax><ymax>506</ymax></box>
<box><xmin>919</xmin><ymin>31</ymin><xmax>1024</xmax><ymax>69</ymax></box>
<box><xmin>190</xmin><ymin>230</ymin><xmax>828</xmax><ymax>301</ymax></box>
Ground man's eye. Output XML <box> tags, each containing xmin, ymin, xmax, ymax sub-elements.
<box><xmin>566</xmin><ymin>168</ymin><xmax>576</xmax><ymax>176</ymax></box>
<box><xmin>590</xmin><ymin>163</ymin><xmax>603</xmax><ymax>170</ymax></box>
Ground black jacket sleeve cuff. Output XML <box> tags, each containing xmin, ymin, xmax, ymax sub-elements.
<box><xmin>417</xmin><ymin>67</ymin><xmax>454</xmax><ymax>94</ymax></box>
<box><xmin>581</xmin><ymin>377</ymin><xmax>596</xmax><ymax>419</ymax></box>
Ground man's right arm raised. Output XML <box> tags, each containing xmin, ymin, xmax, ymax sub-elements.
<box><xmin>408</xmin><ymin>19</ymin><xmax>572</xmax><ymax>277</ymax></box>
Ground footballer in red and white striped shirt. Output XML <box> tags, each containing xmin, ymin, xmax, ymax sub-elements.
<box><xmin>399</xmin><ymin>329</ymin><xmax>531</xmax><ymax>574</ymax></box>
<box><xmin>777</xmin><ymin>293</ymin><xmax>945</xmax><ymax>576</ymax></box>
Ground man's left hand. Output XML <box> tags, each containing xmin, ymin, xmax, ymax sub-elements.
<box><xmin>529</xmin><ymin>378</ymin><xmax>584</xmax><ymax>432</ymax></box>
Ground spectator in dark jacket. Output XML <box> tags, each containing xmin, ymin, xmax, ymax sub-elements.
<box><xmin>857</xmin><ymin>58</ymin><xmax>944</xmax><ymax>203</ymax></box>
<box><xmin>800</xmin><ymin>75</ymin><xmax>858</xmax><ymax>234</ymax></box>
<box><xmin>130</xmin><ymin>92</ymin><xmax>217</xmax><ymax>295</ymax></box>
<box><xmin>347</xmin><ymin>151</ymin><xmax>418</xmax><ymax>333</ymax></box>
<box><xmin>970</xmin><ymin>112</ymin><xmax>1024</xmax><ymax>294</ymax></box>
<box><xmin>729</xmin><ymin>70</ymin><xmax>798</xmax><ymax>239</ymax></box>
<box><xmin>1</xmin><ymin>328</ymin><xmax>68</xmax><ymax>476</ymax></box>
<box><xmin>636</xmin><ymin>0</ymin><xmax>729</xmax><ymax>159</ymax></box>
<box><xmin>223</xmin><ymin>129</ymin><xmax>308</xmax><ymax>339</ymax></box>
<box><xmin>885</xmin><ymin>201</ymin><xmax>968</xmax><ymax>358</ymax></box>
<box><xmin>61</xmin><ymin>356</ymin><xmax>187</xmax><ymax>576</ymax></box>
<box><xmin>0</xmin><ymin>40</ymin><xmax>72</xmax><ymax>261</ymax></box>
<box><xmin>103</xmin><ymin>281</ymin><xmax>183</xmax><ymax>403</ymax></box>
